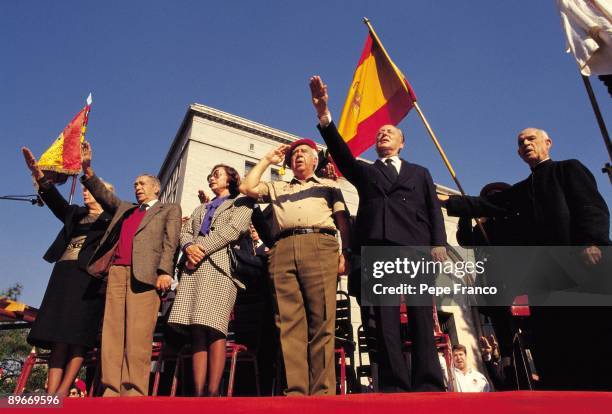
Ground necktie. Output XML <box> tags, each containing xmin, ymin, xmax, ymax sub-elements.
<box><xmin>385</xmin><ymin>159</ymin><xmax>398</xmax><ymax>180</ymax></box>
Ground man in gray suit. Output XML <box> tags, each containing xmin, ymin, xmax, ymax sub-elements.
<box><xmin>80</xmin><ymin>142</ymin><xmax>181</xmax><ymax>397</ymax></box>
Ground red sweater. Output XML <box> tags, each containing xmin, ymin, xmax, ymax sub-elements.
<box><xmin>113</xmin><ymin>207</ymin><xmax>146</xmax><ymax>266</ymax></box>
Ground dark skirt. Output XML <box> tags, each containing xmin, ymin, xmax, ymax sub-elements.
<box><xmin>27</xmin><ymin>260</ymin><xmax>106</xmax><ymax>349</ymax></box>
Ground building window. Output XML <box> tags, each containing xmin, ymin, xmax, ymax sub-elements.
<box><xmin>249</xmin><ymin>143</ymin><xmax>255</xmax><ymax>152</ymax></box>
<box><xmin>160</xmin><ymin>157</ymin><xmax>182</xmax><ymax>203</ymax></box>
<box><xmin>271</xmin><ymin>168</ymin><xmax>282</xmax><ymax>181</ymax></box>
<box><xmin>245</xmin><ymin>161</ymin><xmax>256</xmax><ymax>176</ymax></box>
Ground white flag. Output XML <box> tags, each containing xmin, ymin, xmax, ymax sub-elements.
<box><xmin>557</xmin><ymin>0</ymin><xmax>612</xmax><ymax>75</ymax></box>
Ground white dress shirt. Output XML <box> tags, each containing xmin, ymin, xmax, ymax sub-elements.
<box><xmin>379</xmin><ymin>155</ymin><xmax>401</xmax><ymax>175</ymax></box>
<box><xmin>453</xmin><ymin>367</ymin><xmax>491</xmax><ymax>392</ymax></box>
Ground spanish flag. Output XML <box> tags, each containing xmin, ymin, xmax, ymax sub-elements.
<box><xmin>38</xmin><ymin>97</ymin><xmax>91</xmax><ymax>184</ymax></box>
<box><xmin>338</xmin><ymin>27</ymin><xmax>417</xmax><ymax>156</ymax></box>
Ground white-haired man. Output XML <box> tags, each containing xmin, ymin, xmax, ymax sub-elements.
<box><xmin>240</xmin><ymin>138</ymin><xmax>351</xmax><ymax>395</ymax></box>
<box><xmin>310</xmin><ymin>75</ymin><xmax>447</xmax><ymax>393</ymax></box>
<box><xmin>439</xmin><ymin>128</ymin><xmax>611</xmax><ymax>390</ymax></box>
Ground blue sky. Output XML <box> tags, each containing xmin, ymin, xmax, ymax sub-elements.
<box><xmin>1</xmin><ymin>1</ymin><xmax>610</xmax><ymax>307</ymax></box>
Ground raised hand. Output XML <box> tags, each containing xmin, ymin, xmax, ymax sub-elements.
<box><xmin>480</xmin><ymin>335</ymin><xmax>500</xmax><ymax>361</ymax></box>
<box><xmin>309</xmin><ymin>75</ymin><xmax>330</xmax><ymax>118</ymax></box>
<box><xmin>264</xmin><ymin>145</ymin><xmax>290</xmax><ymax>165</ymax></box>
<box><xmin>21</xmin><ymin>147</ymin><xmax>44</xmax><ymax>179</ymax></box>
<box><xmin>197</xmin><ymin>190</ymin><xmax>210</xmax><ymax>204</ymax></box>
<box><xmin>488</xmin><ymin>335</ymin><xmax>500</xmax><ymax>360</ymax></box>
<box><xmin>480</xmin><ymin>336</ymin><xmax>493</xmax><ymax>356</ymax></box>
<box><xmin>321</xmin><ymin>162</ymin><xmax>338</xmax><ymax>181</ymax></box>
<box><xmin>81</xmin><ymin>141</ymin><xmax>92</xmax><ymax>170</ymax></box>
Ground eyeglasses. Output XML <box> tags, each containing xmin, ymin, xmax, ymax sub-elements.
<box><xmin>207</xmin><ymin>170</ymin><xmax>227</xmax><ymax>181</ymax></box>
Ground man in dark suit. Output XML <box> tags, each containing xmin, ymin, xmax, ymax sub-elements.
<box><xmin>438</xmin><ymin>127</ymin><xmax>611</xmax><ymax>390</ymax></box>
<box><xmin>309</xmin><ymin>76</ymin><xmax>447</xmax><ymax>392</ymax></box>
<box><xmin>80</xmin><ymin>142</ymin><xmax>182</xmax><ymax>396</ymax></box>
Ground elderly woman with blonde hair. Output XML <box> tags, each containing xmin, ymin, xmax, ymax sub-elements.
<box><xmin>22</xmin><ymin>146</ymin><xmax>115</xmax><ymax>397</ymax></box>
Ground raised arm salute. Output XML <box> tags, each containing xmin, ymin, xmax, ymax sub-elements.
<box><xmin>21</xmin><ymin>146</ymin><xmax>112</xmax><ymax>397</ymax></box>
<box><xmin>310</xmin><ymin>75</ymin><xmax>447</xmax><ymax>393</ymax></box>
<box><xmin>240</xmin><ymin>139</ymin><xmax>351</xmax><ymax>396</ymax></box>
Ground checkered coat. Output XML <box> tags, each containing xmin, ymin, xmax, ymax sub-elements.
<box><xmin>168</xmin><ymin>195</ymin><xmax>254</xmax><ymax>334</ymax></box>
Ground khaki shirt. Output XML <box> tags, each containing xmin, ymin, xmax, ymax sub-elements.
<box><xmin>258</xmin><ymin>176</ymin><xmax>346</xmax><ymax>239</ymax></box>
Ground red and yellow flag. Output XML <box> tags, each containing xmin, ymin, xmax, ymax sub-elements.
<box><xmin>338</xmin><ymin>29</ymin><xmax>417</xmax><ymax>156</ymax></box>
<box><xmin>38</xmin><ymin>101</ymin><xmax>91</xmax><ymax>183</ymax></box>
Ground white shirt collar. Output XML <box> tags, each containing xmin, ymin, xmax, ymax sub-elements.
<box><xmin>379</xmin><ymin>155</ymin><xmax>400</xmax><ymax>164</ymax></box>
<box><xmin>379</xmin><ymin>155</ymin><xmax>401</xmax><ymax>174</ymax></box>
<box><xmin>536</xmin><ymin>157</ymin><xmax>550</xmax><ymax>165</ymax></box>
<box><xmin>141</xmin><ymin>199</ymin><xmax>159</xmax><ymax>209</ymax></box>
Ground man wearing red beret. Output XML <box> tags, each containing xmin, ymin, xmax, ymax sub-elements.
<box><xmin>240</xmin><ymin>139</ymin><xmax>351</xmax><ymax>395</ymax></box>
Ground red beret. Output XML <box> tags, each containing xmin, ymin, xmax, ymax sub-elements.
<box><xmin>285</xmin><ymin>138</ymin><xmax>318</xmax><ymax>167</ymax></box>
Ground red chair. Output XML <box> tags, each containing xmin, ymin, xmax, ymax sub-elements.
<box><xmin>13</xmin><ymin>348</ymin><xmax>41</xmax><ymax>394</ymax></box>
<box><xmin>165</xmin><ymin>340</ymin><xmax>259</xmax><ymax>397</ymax></box>
<box><xmin>15</xmin><ymin>347</ymin><xmax>99</xmax><ymax>396</ymax></box>
<box><xmin>160</xmin><ymin>300</ymin><xmax>263</xmax><ymax>397</ymax></box>
<box><xmin>225</xmin><ymin>342</ymin><xmax>259</xmax><ymax>396</ymax></box>
<box><xmin>334</xmin><ymin>290</ymin><xmax>357</xmax><ymax>395</ymax></box>
<box><xmin>10</xmin><ymin>293</ymin><xmax>100</xmax><ymax>396</ymax></box>
<box><xmin>511</xmin><ymin>295</ymin><xmax>530</xmax><ymax>317</ymax></box>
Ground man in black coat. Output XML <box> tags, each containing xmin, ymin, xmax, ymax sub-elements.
<box><xmin>439</xmin><ymin>127</ymin><xmax>611</xmax><ymax>390</ymax></box>
<box><xmin>309</xmin><ymin>76</ymin><xmax>448</xmax><ymax>392</ymax></box>
<box><xmin>442</xmin><ymin>129</ymin><xmax>609</xmax><ymax>248</ymax></box>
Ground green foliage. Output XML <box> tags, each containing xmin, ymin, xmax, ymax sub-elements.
<box><xmin>1</xmin><ymin>283</ymin><xmax>23</xmax><ymax>301</ymax></box>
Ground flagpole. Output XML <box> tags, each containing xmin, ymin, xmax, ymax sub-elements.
<box><xmin>412</xmin><ymin>102</ymin><xmax>489</xmax><ymax>242</ymax></box>
<box><xmin>411</xmin><ymin>103</ymin><xmax>463</xmax><ymax>189</ymax></box>
<box><xmin>68</xmin><ymin>176</ymin><xmax>78</xmax><ymax>204</ymax></box>
<box><xmin>69</xmin><ymin>94</ymin><xmax>93</xmax><ymax>204</ymax></box>
<box><xmin>363</xmin><ymin>18</ymin><xmax>412</xmax><ymax>95</ymax></box>
<box><xmin>363</xmin><ymin>17</ymin><xmax>489</xmax><ymax>242</ymax></box>
<box><xmin>580</xmin><ymin>75</ymin><xmax>612</xmax><ymax>184</ymax></box>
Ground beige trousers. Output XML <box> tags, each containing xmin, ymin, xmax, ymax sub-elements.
<box><xmin>101</xmin><ymin>265</ymin><xmax>160</xmax><ymax>397</ymax></box>
<box><xmin>268</xmin><ymin>233</ymin><xmax>339</xmax><ymax>396</ymax></box>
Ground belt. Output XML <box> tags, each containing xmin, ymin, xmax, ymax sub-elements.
<box><xmin>276</xmin><ymin>227</ymin><xmax>336</xmax><ymax>242</ymax></box>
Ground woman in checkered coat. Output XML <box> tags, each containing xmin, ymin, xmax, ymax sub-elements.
<box><xmin>168</xmin><ymin>164</ymin><xmax>253</xmax><ymax>397</ymax></box>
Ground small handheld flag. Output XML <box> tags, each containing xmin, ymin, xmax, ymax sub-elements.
<box><xmin>38</xmin><ymin>95</ymin><xmax>92</xmax><ymax>184</ymax></box>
